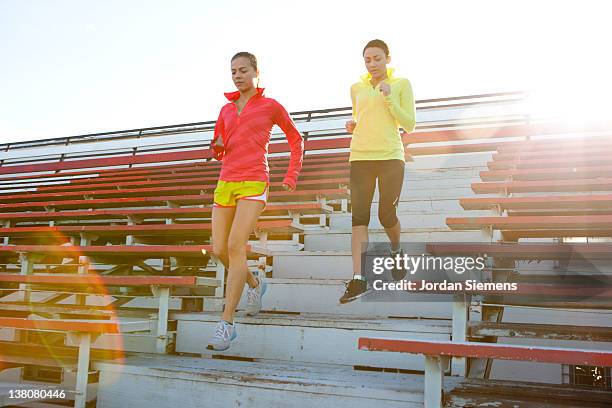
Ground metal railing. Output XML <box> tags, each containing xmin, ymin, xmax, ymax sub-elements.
<box><xmin>1</xmin><ymin>91</ymin><xmax>529</xmax><ymax>154</ymax></box>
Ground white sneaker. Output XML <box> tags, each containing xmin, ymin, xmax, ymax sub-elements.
<box><xmin>207</xmin><ymin>320</ymin><xmax>237</xmax><ymax>351</ymax></box>
<box><xmin>245</xmin><ymin>275</ymin><xmax>267</xmax><ymax>316</ymax></box>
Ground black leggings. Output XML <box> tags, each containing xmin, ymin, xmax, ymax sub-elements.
<box><xmin>350</xmin><ymin>160</ymin><xmax>405</xmax><ymax>228</ymax></box>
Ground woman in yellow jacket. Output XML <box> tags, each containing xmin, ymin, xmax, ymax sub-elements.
<box><xmin>340</xmin><ymin>39</ymin><xmax>416</xmax><ymax>304</ymax></box>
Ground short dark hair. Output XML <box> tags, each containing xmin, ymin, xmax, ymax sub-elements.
<box><xmin>363</xmin><ymin>39</ymin><xmax>390</xmax><ymax>57</ymax></box>
<box><xmin>231</xmin><ymin>51</ymin><xmax>258</xmax><ymax>71</ymax></box>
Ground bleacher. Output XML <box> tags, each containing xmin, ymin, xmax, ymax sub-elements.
<box><xmin>1</xmin><ymin>91</ymin><xmax>610</xmax><ymax>407</ymax></box>
<box><xmin>363</xmin><ymin>123</ymin><xmax>612</xmax><ymax>405</ymax></box>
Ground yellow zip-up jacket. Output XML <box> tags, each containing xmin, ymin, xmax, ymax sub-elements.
<box><xmin>349</xmin><ymin>68</ymin><xmax>416</xmax><ymax>162</ymax></box>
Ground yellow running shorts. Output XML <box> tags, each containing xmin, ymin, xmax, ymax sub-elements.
<box><xmin>213</xmin><ymin>180</ymin><xmax>268</xmax><ymax>207</ymax></box>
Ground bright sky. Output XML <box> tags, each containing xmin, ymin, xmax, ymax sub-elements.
<box><xmin>1</xmin><ymin>0</ymin><xmax>611</xmax><ymax>143</ymax></box>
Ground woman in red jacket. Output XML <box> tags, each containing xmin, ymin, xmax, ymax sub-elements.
<box><xmin>208</xmin><ymin>52</ymin><xmax>304</xmax><ymax>351</ymax></box>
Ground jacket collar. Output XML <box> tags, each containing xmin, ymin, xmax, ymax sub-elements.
<box><xmin>361</xmin><ymin>67</ymin><xmax>395</xmax><ymax>84</ymax></box>
<box><xmin>224</xmin><ymin>87</ymin><xmax>265</xmax><ymax>102</ymax></box>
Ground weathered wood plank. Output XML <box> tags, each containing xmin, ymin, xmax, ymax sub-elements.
<box><xmin>469</xmin><ymin>321</ymin><xmax>612</xmax><ymax>342</ymax></box>
<box><xmin>446</xmin><ymin>377</ymin><xmax>612</xmax><ymax>407</ymax></box>
<box><xmin>176</xmin><ymin>312</ymin><xmax>450</xmax><ymax>370</ymax></box>
<box><xmin>358</xmin><ymin>338</ymin><xmax>612</xmax><ymax>366</ymax></box>
<box><xmin>0</xmin><ymin>341</ymin><xmax>126</xmax><ymax>367</ymax></box>
<box><xmin>94</xmin><ymin>355</ymin><xmax>457</xmax><ymax>408</ymax></box>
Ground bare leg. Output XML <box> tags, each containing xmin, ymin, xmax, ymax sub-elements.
<box><xmin>221</xmin><ymin>199</ymin><xmax>265</xmax><ymax>323</ymax></box>
<box><xmin>351</xmin><ymin>225</ymin><xmax>368</xmax><ymax>277</ymax></box>
<box><xmin>349</xmin><ymin>161</ymin><xmax>376</xmax><ymax>279</ymax></box>
<box><xmin>212</xmin><ymin>206</ymin><xmax>258</xmax><ymax>291</ymax></box>
<box><xmin>384</xmin><ymin>220</ymin><xmax>401</xmax><ymax>252</ymax></box>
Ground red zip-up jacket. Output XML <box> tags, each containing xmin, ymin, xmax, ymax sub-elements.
<box><xmin>211</xmin><ymin>88</ymin><xmax>304</xmax><ymax>189</ymax></box>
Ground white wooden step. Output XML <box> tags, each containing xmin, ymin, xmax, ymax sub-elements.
<box><xmin>407</xmin><ymin>152</ymin><xmax>491</xmax><ymax>170</ymax></box>
<box><xmin>94</xmin><ymin>354</ymin><xmax>461</xmax><ymax>408</ymax></box>
<box><xmin>328</xmin><ymin>211</ymin><xmax>490</xmax><ymax>230</ymax></box>
<box><xmin>235</xmin><ymin>278</ymin><xmax>453</xmax><ymax>318</ymax></box>
<box><xmin>303</xmin><ymin>229</ymin><xmax>490</xmax><ymax>251</ymax></box>
<box><xmin>376</xmin><ymin>199</ymin><xmax>484</xmax><ymax>214</ymax></box>
<box><xmin>272</xmin><ymin>251</ymin><xmax>352</xmax><ymax>279</ymax></box>
<box><xmin>173</xmin><ymin>312</ymin><xmax>450</xmax><ymax>370</ymax></box>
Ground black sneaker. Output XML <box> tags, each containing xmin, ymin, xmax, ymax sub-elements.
<box><xmin>390</xmin><ymin>249</ymin><xmax>407</xmax><ymax>281</ymax></box>
<box><xmin>339</xmin><ymin>278</ymin><xmax>369</xmax><ymax>304</ymax></box>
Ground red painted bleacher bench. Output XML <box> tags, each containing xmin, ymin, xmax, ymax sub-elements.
<box><xmin>472</xmin><ymin>178</ymin><xmax>612</xmax><ymax>194</ymax></box>
<box><xmin>459</xmin><ymin>194</ymin><xmax>612</xmax><ymax>212</ymax></box>
<box><xmin>0</xmin><ymin>189</ymin><xmax>348</xmax><ymax>217</ymax></box>
<box><xmin>493</xmin><ymin>144</ymin><xmax>612</xmax><ymax>161</ymax></box>
<box><xmin>480</xmin><ymin>164</ymin><xmax>612</xmax><ymax>182</ymax></box>
<box><xmin>24</xmin><ymin>169</ymin><xmax>347</xmax><ymax>195</ymax></box>
<box><xmin>0</xmin><ymin>316</ymin><xmax>145</xmax><ymax>408</ymax></box>
<box><xmin>0</xmin><ymin>244</ymin><xmax>267</xmax><ymax>262</ymax></box>
<box><xmin>445</xmin><ymin>215</ymin><xmax>612</xmax><ymax>240</ymax></box>
<box><xmin>458</xmin><ymin>195</ymin><xmax>612</xmax><ymax>238</ymax></box>
<box><xmin>0</xmin><ymin>151</ymin><xmax>350</xmax><ymax>191</ymax></box>
<box><xmin>0</xmin><ymin>220</ymin><xmax>304</xmax><ymax>248</ymax></box>
<box><xmin>421</xmin><ymin>242</ymin><xmax>612</xmax><ymax>375</ymax></box>
<box><xmin>0</xmin><ymin>208</ymin><xmax>324</xmax><ymax>249</ymax></box>
<box><xmin>0</xmin><ymin>244</ymin><xmax>267</xmax><ymax>342</ymax></box>
<box><xmin>358</xmin><ymin>338</ymin><xmax>612</xmax><ymax>408</ymax></box>
<box><xmin>0</xmin><ymin>273</ymin><xmax>221</xmax><ymax>354</ymax></box>
<box><xmin>487</xmin><ymin>155</ymin><xmax>611</xmax><ymax>171</ymax></box>
<box><xmin>426</xmin><ymin>242</ymin><xmax>612</xmax><ymax>260</ymax></box>
<box><xmin>0</xmin><ymin>203</ymin><xmax>332</xmax><ymax>219</ymax></box>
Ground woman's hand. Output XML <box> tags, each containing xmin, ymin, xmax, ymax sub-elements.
<box><xmin>281</xmin><ymin>183</ymin><xmax>295</xmax><ymax>192</ymax></box>
<box><xmin>378</xmin><ymin>82</ymin><xmax>391</xmax><ymax>97</ymax></box>
<box><xmin>345</xmin><ymin>120</ymin><xmax>356</xmax><ymax>134</ymax></box>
